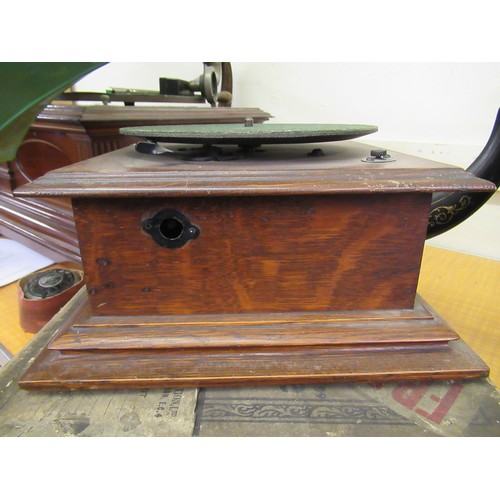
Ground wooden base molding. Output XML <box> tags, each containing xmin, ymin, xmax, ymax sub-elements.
<box><xmin>19</xmin><ymin>288</ymin><xmax>489</xmax><ymax>390</ymax></box>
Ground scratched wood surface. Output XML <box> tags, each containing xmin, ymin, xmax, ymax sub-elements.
<box><xmin>15</xmin><ymin>287</ymin><xmax>488</xmax><ymax>390</ymax></box>
<box><xmin>50</xmin><ymin>297</ymin><xmax>458</xmax><ymax>351</ymax></box>
<box><xmin>14</xmin><ymin>142</ymin><xmax>494</xmax><ymax>198</ymax></box>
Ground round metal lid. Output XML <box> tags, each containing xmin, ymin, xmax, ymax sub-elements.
<box><xmin>120</xmin><ymin>122</ymin><xmax>378</xmax><ymax>145</ymax></box>
<box><xmin>22</xmin><ymin>269</ymin><xmax>80</xmax><ymax>300</ymax></box>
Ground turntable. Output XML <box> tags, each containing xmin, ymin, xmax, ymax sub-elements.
<box><xmin>14</xmin><ymin>116</ymin><xmax>499</xmax><ymax>390</ymax></box>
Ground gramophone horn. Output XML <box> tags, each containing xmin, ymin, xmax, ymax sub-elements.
<box><xmin>427</xmin><ymin>108</ymin><xmax>500</xmax><ymax>238</ymax></box>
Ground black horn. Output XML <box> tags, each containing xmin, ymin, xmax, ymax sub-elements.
<box><xmin>427</xmin><ymin>109</ymin><xmax>500</xmax><ymax>238</ymax></box>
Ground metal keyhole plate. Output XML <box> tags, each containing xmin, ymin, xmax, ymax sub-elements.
<box><xmin>142</xmin><ymin>209</ymin><xmax>200</xmax><ymax>249</ymax></box>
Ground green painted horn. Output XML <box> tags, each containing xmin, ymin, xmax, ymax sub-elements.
<box><xmin>0</xmin><ymin>62</ymin><xmax>105</xmax><ymax>162</ymax></box>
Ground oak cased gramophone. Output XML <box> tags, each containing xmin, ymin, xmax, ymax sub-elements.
<box><xmin>13</xmin><ymin>112</ymin><xmax>500</xmax><ymax>390</ymax></box>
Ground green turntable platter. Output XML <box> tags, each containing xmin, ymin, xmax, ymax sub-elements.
<box><xmin>120</xmin><ymin>122</ymin><xmax>378</xmax><ymax>146</ymax></box>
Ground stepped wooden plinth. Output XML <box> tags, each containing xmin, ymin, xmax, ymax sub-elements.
<box><xmin>18</xmin><ymin>288</ymin><xmax>488</xmax><ymax>390</ymax></box>
<box><xmin>14</xmin><ymin>141</ymin><xmax>495</xmax><ymax>390</ymax></box>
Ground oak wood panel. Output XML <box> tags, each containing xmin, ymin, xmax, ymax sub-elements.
<box><xmin>10</xmin><ymin>127</ymin><xmax>92</xmax><ymax>187</ymax></box>
<box><xmin>20</xmin><ymin>338</ymin><xmax>488</xmax><ymax>392</ymax></box>
<box><xmin>51</xmin><ymin>293</ymin><xmax>454</xmax><ymax>350</ymax></box>
<box><xmin>1</xmin><ymin>113</ymin><xmax>91</xmax><ymax>262</ymax></box>
<box><xmin>34</xmin><ymin>105</ymin><xmax>271</xmax><ymax>126</ymax></box>
<box><xmin>75</xmin><ymin>297</ymin><xmax>434</xmax><ymax>328</ymax></box>
<box><xmin>17</xmin><ymin>285</ymin><xmax>490</xmax><ymax>391</ymax></box>
<box><xmin>33</xmin><ymin>105</ymin><xmax>272</xmax><ymax>159</ymax></box>
<box><xmin>0</xmin><ymin>191</ymin><xmax>80</xmax><ymax>262</ymax></box>
<box><xmin>4</xmin><ymin>247</ymin><xmax>495</xmax><ymax>390</ymax></box>
<box><xmin>78</xmin><ymin>106</ymin><xmax>271</xmax><ymax>124</ymax></box>
<box><xmin>0</xmin><ymin>193</ymin><xmax>74</xmax><ymax>231</ymax></box>
<box><xmin>51</xmin><ymin>320</ymin><xmax>458</xmax><ymax>351</ymax></box>
<box><xmin>73</xmin><ymin>193</ymin><xmax>430</xmax><ymax>315</ymax></box>
<box><xmin>14</xmin><ymin>143</ymin><xmax>495</xmax><ymax>198</ymax></box>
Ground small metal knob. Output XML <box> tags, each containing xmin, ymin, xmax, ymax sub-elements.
<box><xmin>362</xmin><ymin>148</ymin><xmax>396</xmax><ymax>164</ymax></box>
<box><xmin>370</xmin><ymin>149</ymin><xmax>387</xmax><ymax>158</ymax></box>
<box><xmin>244</xmin><ymin>117</ymin><xmax>254</xmax><ymax>127</ymax></box>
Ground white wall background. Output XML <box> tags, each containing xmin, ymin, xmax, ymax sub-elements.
<box><xmin>75</xmin><ymin>62</ymin><xmax>500</xmax><ymax>259</ymax></box>
<box><xmin>76</xmin><ymin>62</ymin><xmax>500</xmax><ymax>145</ymax></box>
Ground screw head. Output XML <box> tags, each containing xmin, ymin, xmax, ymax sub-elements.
<box><xmin>308</xmin><ymin>148</ymin><xmax>325</xmax><ymax>157</ymax></box>
<box><xmin>370</xmin><ymin>149</ymin><xmax>388</xmax><ymax>158</ymax></box>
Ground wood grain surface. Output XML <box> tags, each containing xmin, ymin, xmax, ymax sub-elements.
<box><xmin>18</xmin><ymin>288</ymin><xmax>489</xmax><ymax>390</ymax></box>
<box><xmin>7</xmin><ymin>135</ymin><xmax>497</xmax><ymax>391</ymax></box>
<box><xmin>73</xmin><ymin>193</ymin><xmax>430</xmax><ymax>315</ymax></box>
<box><xmin>14</xmin><ymin>142</ymin><xmax>495</xmax><ymax>198</ymax></box>
<box><xmin>49</xmin><ymin>295</ymin><xmax>457</xmax><ymax>351</ymax></box>
<box><xmin>2</xmin><ymin>247</ymin><xmax>496</xmax><ymax>388</ymax></box>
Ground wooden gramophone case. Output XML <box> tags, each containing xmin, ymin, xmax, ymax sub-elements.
<box><xmin>14</xmin><ymin>137</ymin><xmax>494</xmax><ymax>390</ymax></box>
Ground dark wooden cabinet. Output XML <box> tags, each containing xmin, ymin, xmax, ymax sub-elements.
<box><xmin>0</xmin><ymin>104</ymin><xmax>271</xmax><ymax>262</ymax></box>
<box><xmin>15</xmin><ymin>141</ymin><xmax>493</xmax><ymax>389</ymax></box>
